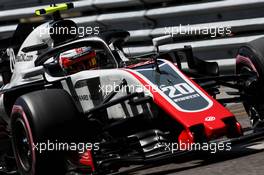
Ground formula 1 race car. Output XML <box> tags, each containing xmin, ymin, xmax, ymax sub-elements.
<box><xmin>1</xmin><ymin>3</ymin><xmax>264</xmax><ymax>175</ymax></box>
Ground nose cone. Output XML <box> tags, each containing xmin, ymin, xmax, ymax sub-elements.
<box><xmin>204</xmin><ymin>117</ymin><xmax>227</xmax><ymax>139</ymax></box>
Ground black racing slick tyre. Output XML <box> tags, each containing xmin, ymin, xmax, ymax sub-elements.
<box><xmin>236</xmin><ymin>37</ymin><xmax>264</xmax><ymax>130</ymax></box>
<box><xmin>10</xmin><ymin>89</ymin><xmax>79</xmax><ymax>175</ymax></box>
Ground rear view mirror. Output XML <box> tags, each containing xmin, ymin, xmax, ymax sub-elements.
<box><xmin>152</xmin><ymin>35</ymin><xmax>173</xmax><ymax>53</ymax></box>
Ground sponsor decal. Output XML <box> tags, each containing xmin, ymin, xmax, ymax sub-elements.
<box><xmin>205</xmin><ymin>116</ymin><xmax>216</xmax><ymax>121</ymax></box>
<box><xmin>76</xmin><ymin>94</ymin><xmax>91</xmax><ymax>101</ymax></box>
<box><xmin>16</xmin><ymin>54</ymin><xmax>33</xmax><ymax>62</ymax></box>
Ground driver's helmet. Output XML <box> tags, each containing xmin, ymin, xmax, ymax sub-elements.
<box><xmin>59</xmin><ymin>47</ymin><xmax>97</xmax><ymax>75</ymax></box>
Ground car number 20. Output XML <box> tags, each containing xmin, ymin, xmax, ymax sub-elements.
<box><xmin>160</xmin><ymin>83</ymin><xmax>195</xmax><ymax>98</ymax></box>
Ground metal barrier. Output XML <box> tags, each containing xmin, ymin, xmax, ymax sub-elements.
<box><xmin>0</xmin><ymin>0</ymin><xmax>264</xmax><ymax>73</ymax></box>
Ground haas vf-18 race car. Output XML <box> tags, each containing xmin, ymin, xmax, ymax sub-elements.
<box><xmin>0</xmin><ymin>3</ymin><xmax>264</xmax><ymax>175</ymax></box>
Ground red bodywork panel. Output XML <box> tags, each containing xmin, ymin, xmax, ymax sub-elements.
<box><xmin>125</xmin><ymin>59</ymin><xmax>242</xmax><ymax>140</ymax></box>
<box><xmin>79</xmin><ymin>150</ymin><xmax>95</xmax><ymax>172</ymax></box>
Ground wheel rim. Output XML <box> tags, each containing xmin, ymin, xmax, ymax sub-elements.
<box><xmin>13</xmin><ymin>117</ymin><xmax>33</xmax><ymax>172</ymax></box>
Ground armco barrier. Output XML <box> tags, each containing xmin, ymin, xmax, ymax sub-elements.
<box><xmin>0</xmin><ymin>0</ymin><xmax>264</xmax><ymax>73</ymax></box>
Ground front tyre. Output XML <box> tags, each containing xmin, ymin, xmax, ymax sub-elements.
<box><xmin>237</xmin><ymin>38</ymin><xmax>264</xmax><ymax>131</ymax></box>
<box><xmin>11</xmin><ymin>89</ymin><xmax>79</xmax><ymax>175</ymax></box>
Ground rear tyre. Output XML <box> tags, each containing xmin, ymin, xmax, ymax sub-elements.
<box><xmin>11</xmin><ymin>89</ymin><xmax>80</xmax><ymax>175</ymax></box>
